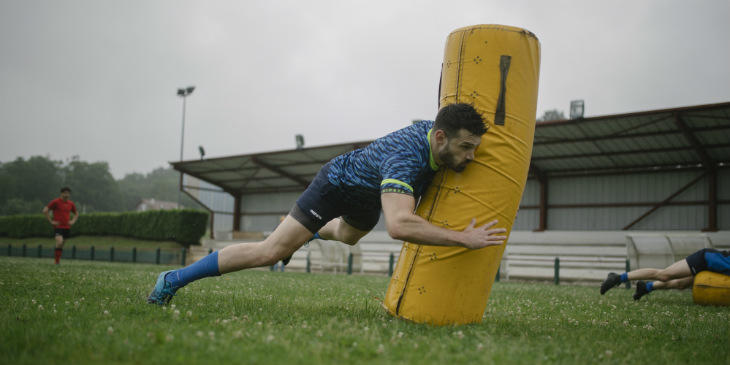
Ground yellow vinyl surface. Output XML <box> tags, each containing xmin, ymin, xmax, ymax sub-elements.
<box><xmin>692</xmin><ymin>271</ymin><xmax>730</xmax><ymax>306</ymax></box>
<box><xmin>384</xmin><ymin>25</ymin><xmax>540</xmax><ymax>325</ymax></box>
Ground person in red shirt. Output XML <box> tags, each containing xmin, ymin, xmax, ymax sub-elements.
<box><xmin>43</xmin><ymin>187</ymin><xmax>79</xmax><ymax>264</ymax></box>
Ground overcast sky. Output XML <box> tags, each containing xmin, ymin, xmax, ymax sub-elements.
<box><xmin>1</xmin><ymin>0</ymin><xmax>729</xmax><ymax>178</ymax></box>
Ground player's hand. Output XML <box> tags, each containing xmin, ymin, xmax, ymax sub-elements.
<box><xmin>51</xmin><ymin>220</ymin><xmax>59</xmax><ymax>226</ymax></box>
<box><xmin>460</xmin><ymin>219</ymin><xmax>507</xmax><ymax>249</ymax></box>
<box><xmin>70</xmin><ymin>221</ymin><xmax>76</xmax><ymax>226</ymax></box>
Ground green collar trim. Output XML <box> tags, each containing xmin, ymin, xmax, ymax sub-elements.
<box><xmin>427</xmin><ymin>128</ymin><xmax>439</xmax><ymax>171</ymax></box>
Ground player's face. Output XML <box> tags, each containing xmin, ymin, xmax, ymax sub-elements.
<box><xmin>439</xmin><ymin>129</ymin><xmax>481</xmax><ymax>172</ymax></box>
<box><xmin>60</xmin><ymin>191</ymin><xmax>70</xmax><ymax>201</ymax></box>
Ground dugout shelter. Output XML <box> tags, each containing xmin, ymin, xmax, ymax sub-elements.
<box><xmin>172</xmin><ymin>101</ymin><xmax>730</xmax><ymax>238</ymax></box>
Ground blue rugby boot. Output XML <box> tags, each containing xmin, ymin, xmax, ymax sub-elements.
<box><xmin>147</xmin><ymin>270</ymin><xmax>179</xmax><ymax>305</ymax></box>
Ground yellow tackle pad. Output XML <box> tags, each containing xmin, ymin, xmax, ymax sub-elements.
<box><xmin>693</xmin><ymin>271</ymin><xmax>730</xmax><ymax>306</ymax></box>
<box><xmin>384</xmin><ymin>25</ymin><xmax>541</xmax><ymax>325</ymax></box>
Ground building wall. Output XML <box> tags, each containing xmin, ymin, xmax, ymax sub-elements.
<box><xmin>183</xmin><ymin>175</ymin><xmax>234</xmax><ymax>212</ymax></box>
<box><xmin>239</xmin><ymin>192</ymin><xmax>300</xmax><ymax>232</ymax></box>
<box><xmin>514</xmin><ymin>179</ymin><xmax>539</xmax><ymax>230</ymax></box>
<box><xmin>189</xmin><ymin>168</ymin><xmax>728</xmax><ymax>234</ymax></box>
<box><xmin>540</xmin><ymin>169</ymin><xmax>725</xmax><ymax>231</ymax></box>
<box><xmin>183</xmin><ymin>175</ymin><xmax>234</xmax><ymax>233</ymax></box>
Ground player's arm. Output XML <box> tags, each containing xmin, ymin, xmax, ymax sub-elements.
<box><xmin>69</xmin><ymin>203</ymin><xmax>79</xmax><ymax>225</ymax></box>
<box><xmin>43</xmin><ymin>204</ymin><xmax>57</xmax><ymax>225</ymax></box>
<box><xmin>381</xmin><ymin>192</ymin><xmax>506</xmax><ymax>249</ymax></box>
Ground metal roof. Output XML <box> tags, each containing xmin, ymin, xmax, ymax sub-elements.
<box><xmin>531</xmin><ymin>101</ymin><xmax>730</xmax><ymax>177</ymax></box>
<box><xmin>172</xmin><ymin>140</ymin><xmax>372</xmax><ymax>195</ymax></box>
<box><xmin>172</xmin><ymin>101</ymin><xmax>730</xmax><ymax>195</ymax></box>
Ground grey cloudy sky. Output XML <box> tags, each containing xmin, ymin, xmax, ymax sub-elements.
<box><xmin>1</xmin><ymin>0</ymin><xmax>729</xmax><ymax>178</ymax></box>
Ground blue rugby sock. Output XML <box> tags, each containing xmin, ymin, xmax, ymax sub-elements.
<box><xmin>646</xmin><ymin>281</ymin><xmax>654</xmax><ymax>292</ymax></box>
<box><xmin>165</xmin><ymin>251</ymin><xmax>220</xmax><ymax>288</ymax></box>
<box><xmin>312</xmin><ymin>232</ymin><xmax>321</xmax><ymax>240</ymax></box>
<box><xmin>620</xmin><ymin>273</ymin><xmax>628</xmax><ymax>282</ymax></box>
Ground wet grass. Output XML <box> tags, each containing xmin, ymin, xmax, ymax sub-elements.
<box><xmin>1</xmin><ymin>257</ymin><xmax>728</xmax><ymax>365</ymax></box>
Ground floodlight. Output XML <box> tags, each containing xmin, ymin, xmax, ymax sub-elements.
<box><xmin>570</xmin><ymin>100</ymin><xmax>585</xmax><ymax>119</ymax></box>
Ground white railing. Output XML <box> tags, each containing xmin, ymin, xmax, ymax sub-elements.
<box><xmin>261</xmin><ymin>231</ymin><xmax>730</xmax><ymax>281</ymax></box>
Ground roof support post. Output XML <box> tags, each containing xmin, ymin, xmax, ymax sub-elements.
<box><xmin>534</xmin><ymin>169</ymin><xmax>548</xmax><ymax>232</ymax></box>
<box><xmin>674</xmin><ymin>112</ymin><xmax>717</xmax><ymax>232</ymax></box>
<box><xmin>233</xmin><ymin>194</ymin><xmax>242</xmax><ymax>232</ymax></box>
<box><xmin>209</xmin><ymin>212</ymin><xmax>215</xmax><ymax>239</ymax></box>
<box><xmin>703</xmin><ymin>167</ymin><xmax>718</xmax><ymax>232</ymax></box>
<box><xmin>178</xmin><ymin>175</ymin><xmax>217</xmax><ymax>239</ymax></box>
<box><xmin>181</xmin><ymin>189</ymin><xmax>216</xmax><ymax>239</ymax></box>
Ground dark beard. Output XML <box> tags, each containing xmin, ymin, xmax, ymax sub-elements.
<box><xmin>438</xmin><ymin>149</ymin><xmax>468</xmax><ymax>172</ymax></box>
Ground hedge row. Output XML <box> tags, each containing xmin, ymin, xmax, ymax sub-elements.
<box><xmin>0</xmin><ymin>210</ymin><xmax>208</xmax><ymax>246</ymax></box>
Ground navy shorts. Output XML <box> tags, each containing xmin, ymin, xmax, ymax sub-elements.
<box><xmin>685</xmin><ymin>248</ymin><xmax>730</xmax><ymax>275</ymax></box>
<box><xmin>290</xmin><ymin>163</ymin><xmax>381</xmax><ymax>234</ymax></box>
<box><xmin>54</xmin><ymin>228</ymin><xmax>70</xmax><ymax>239</ymax></box>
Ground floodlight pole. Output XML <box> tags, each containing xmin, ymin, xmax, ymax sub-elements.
<box><xmin>177</xmin><ymin>86</ymin><xmax>195</xmax><ymax>208</ymax></box>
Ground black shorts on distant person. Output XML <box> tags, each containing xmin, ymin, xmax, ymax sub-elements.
<box><xmin>290</xmin><ymin>162</ymin><xmax>381</xmax><ymax>234</ymax></box>
<box><xmin>54</xmin><ymin>228</ymin><xmax>70</xmax><ymax>239</ymax></box>
<box><xmin>685</xmin><ymin>248</ymin><xmax>730</xmax><ymax>275</ymax></box>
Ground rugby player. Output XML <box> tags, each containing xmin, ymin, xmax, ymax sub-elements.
<box><xmin>600</xmin><ymin>248</ymin><xmax>730</xmax><ymax>300</ymax></box>
<box><xmin>43</xmin><ymin>187</ymin><xmax>79</xmax><ymax>264</ymax></box>
<box><xmin>148</xmin><ymin>103</ymin><xmax>507</xmax><ymax>305</ymax></box>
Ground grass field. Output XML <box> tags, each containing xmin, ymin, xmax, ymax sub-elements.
<box><xmin>1</xmin><ymin>257</ymin><xmax>728</xmax><ymax>365</ymax></box>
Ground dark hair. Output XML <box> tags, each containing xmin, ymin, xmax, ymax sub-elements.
<box><xmin>434</xmin><ymin>103</ymin><xmax>487</xmax><ymax>137</ymax></box>
<box><xmin>60</xmin><ymin>187</ymin><xmax>71</xmax><ymax>193</ymax></box>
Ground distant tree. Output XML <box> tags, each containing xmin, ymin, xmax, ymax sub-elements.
<box><xmin>537</xmin><ymin>109</ymin><xmax>566</xmax><ymax>122</ymax></box>
<box><xmin>117</xmin><ymin>172</ymin><xmax>146</xmax><ymax>210</ymax></box>
<box><xmin>4</xmin><ymin>156</ymin><xmax>63</xmax><ymax>202</ymax></box>
<box><xmin>0</xmin><ymin>156</ymin><xmax>63</xmax><ymax>214</ymax></box>
<box><xmin>1</xmin><ymin>198</ymin><xmax>44</xmax><ymax>215</ymax></box>
<box><xmin>63</xmin><ymin>156</ymin><xmax>122</xmax><ymax>212</ymax></box>
<box><xmin>0</xmin><ymin>155</ymin><xmax>199</xmax><ymax>215</ymax></box>
<box><xmin>118</xmin><ymin>167</ymin><xmax>198</xmax><ymax>211</ymax></box>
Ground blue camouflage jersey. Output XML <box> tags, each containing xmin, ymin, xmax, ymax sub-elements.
<box><xmin>326</xmin><ymin>120</ymin><xmax>439</xmax><ymax>210</ymax></box>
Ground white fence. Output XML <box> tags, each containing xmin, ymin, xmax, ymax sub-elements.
<box><xmin>256</xmin><ymin>231</ymin><xmax>730</xmax><ymax>282</ymax></box>
<box><xmin>282</xmin><ymin>231</ymin><xmax>400</xmax><ymax>274</ymax></box>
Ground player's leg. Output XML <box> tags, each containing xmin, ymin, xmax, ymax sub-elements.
<box><xmin>652</xmin><ymin>259</ymin><xmax>693</xmax><ymax>282</ymax></box>
<box><xmin>652</xmin><ymin>276</ymin><xmax>694</xmax><ymax>290</ymax></box>
<box><xmin>631</xmin><ymin>254</ymin><xmax>695</xmax><ymax>301</ymax></box>
<box><xmin>601</xmin><ymin>258</ymin><xmax>692</xmax><ymax>294</ymax></box>
<box><xmin>317</xmin><ymin>203</ymin><xmax>381</xmax><ymax>246</ymax></box>
<box><xmin>147</xmin><ymin>215</ymin><xmax>313</xmax><ymax>305</ymax></box>
<box><xmin>626</xmin><ymin>258</ymin><xmax>692</xmax><ymax>281</ymax></box>
<box><xmin>317</xmin><ymin>218</ymin><xmax>370</xmax><ymax>246</ymax></box>
<box><xmin>53</xmin><ymin>230</ymin><xmax>65</xmax><ymax>264</ymax></box>
<box><xmin>634</xmin><ymin>276</ymin><xmax>694</xmax><ymax>301</ymax></box>
<box><xmin>282</xmin><ymin>216</ymin><xmax>370</xmax><ymax>266</ymax></box>
<box><xmin>218</xmin><ymin>215</ymin><xmax>312</xmax><ymax>273</ymax></box>
<box><xmin>148</xmin><ymin>164</ymin><xmax>341</xmax><ymax>305</ymax></box>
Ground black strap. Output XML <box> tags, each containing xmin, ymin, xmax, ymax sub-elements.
<box><xmin>494</xmin><ymin>55</ymin><xmax>511</xmax><ymax>126</ymax></box>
